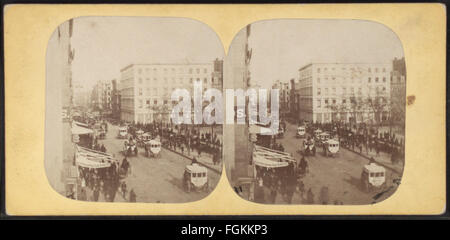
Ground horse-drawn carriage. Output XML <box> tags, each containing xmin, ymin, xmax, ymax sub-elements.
<box><xmin>276</xmin><ymin>126</ymin><xmax>284</xmax><ymax>138</ymax></box>
<box><xmin>137</xmin><ymin>132</ymin><xmax>152</xmax><ymax>147</ymax></box>
<box><xmin>323</xmin><ymin>139</ymin><xmax>340</xmax><ymax>157</ymax></box>
<box><xmin>123</xmin><ymin>140</ymin><xmax>138</xmax><ymax>156</ymax></box>
<box><xmin>316</xmin><ymin>132</ymin><xmax>331</xmax><ymax>147</ymax></box>
<box><xmin>302</xmin><ymin>138</ymin><xmax>316</xmax><ymax>156</ymax></box>
<box><xmin>117</xmin><ymin>126</ymin><xmax>128</xmax><ymax>139</ymax></box>
<box><xmin>296</xmin><ymin>126</ymin><xmax>306</xmax><ymax>138</ymax></box>
<box><xmin>144</xmin><ymin>139</ymin><xmax>161</xmax><ymax>158</ymax></box>
<box><xmin>93</xmin><ymin>123</ymin><xmax>106</xmax><ymax>139</ymax></box>
<box><xmin>135</xmin><ymin>129</ymin><xmax>144</xmax><ymax>139</ymax></box>
<box><xmin>183</xmin><ymin>163</ymin><xmax>209</xmax><ymax>192</ymax></box>
<box><xmin>360</xmin><ymin>163</ymin><xmax>386</xmax><ymax>192</ymax></box>
<box><xmin>313</xmin><ymin>129</ymin><xmax>323</xmax><ymax>138</ymax></box>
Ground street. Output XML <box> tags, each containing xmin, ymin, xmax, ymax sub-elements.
<box><xmin>275</xmin><ymin>122</ymin><xmax>401</xmax><ymax>205</ymax></box>
<box><xmin>96</xmin><ymin>122</ymin><xmax>220</xmax><ymax>203</ymax></box>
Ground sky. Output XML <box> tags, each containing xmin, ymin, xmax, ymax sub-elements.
<box><xmin>247</xmin><ymin>19</ymin><xmax>405</xmax><ymax>89</ymax></box>
<box><xmin>70</xmin><ymin>17</ymin><xmax>225</xmax><ymax>90</ymax></box>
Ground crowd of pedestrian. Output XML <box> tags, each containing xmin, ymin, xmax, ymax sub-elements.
<box><xmin>125</xmin><ymin>121</ymin><xmax>223</xmax><ymax>166</ymax></box>
<box><xmin>303</xmin><ymin>120</ymin><xmax>404</xmax><ymax>164</ymax></box>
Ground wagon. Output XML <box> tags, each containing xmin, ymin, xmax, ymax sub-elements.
<box><xmin>117</xmin><ymin>126</ymin><xmax>128</xmax><ymax>139</ymax></box>
<box><xmin>123</xmin><ymin>140</ymin><xmax>138</xmax><ymax>156</ymax></box>
<box><xmin>360</xmin><ymin>163</ymin><xmax>386</xmax><ymax>192</ymax></box>
<box><xmin>324</xmin><ymin>139</ymin><xmax>339</xmax><ymax>157</ymax></box>
<box><xmin>144</xmin><ymin>139</ymin><xmax>161</xmax><ymax>158</ymax></box>
<box><xmin>296</xmin><ymin>126</ymin><xmax>306</xmax><ymax>138</ymax></box>
<box><xmin>183</xmin><ymin>163</ymin><xmax>208</xmax><ymax>193</ymax></box>
<box><xmin>302</xmin><ymin>139</ymin><xmax>316</xmax><ymax>156</ymax></box>
<box><xmin>137</xmin><ymin>132</ymin><xmax>152</xmax><ymax>147</ymax></box>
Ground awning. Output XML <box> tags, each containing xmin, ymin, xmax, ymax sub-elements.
<box><xmin>253</xmin><ymin>154</ymin><xmax>289</xmax><ymax>168</ymax></box>
<box><xmin>73</xmin><ymin>121</ymin><xmax>89</xmax><ymax>128</ymax></box>
<box><xmin>249</xmin><ymin>124</ymin><xmax>275</xmax><ymax>135</ymax></box>
<box><xmin>76</xmin><ymin>145</ymin><xmax>118</xmax><ymax>164</ymax></box>
<box><xmin>253</xmin><ymin>145</ymin><xmax>296</xmax><ymax>163</ymax></box>
<box><xmin>76</xmin><ymin>155</ymin><xmax>111</xmax><ymax>169</ymax></box>
<box><xmin>72</xmin><ymin>123</ymin><xmax>94</xmax><ymax>135</ymax></box>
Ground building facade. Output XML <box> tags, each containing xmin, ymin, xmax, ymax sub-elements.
<box><xmin>111</xmin><ymin>79</ymin><xmax>121</xmax><ymax>120</ymax></box>
<box><xmin>211</xmin><ymin>58</ymin><xmax>223</xmax><ymax>90</ymax></box>
<box><xmin>120</xmin><ymin>63</ymin><xmax>214</xmax><ymax>124</ymax></box>
<box><xmin>73</xmin><ymin>83</ymin><xmax>90</xmax><ymax>109</ymax></box>
<box><xmin>289</xmin><ymin>78</ymin><xmax>298</xmax><ymax>121</ymax></box>
<box><xmin>101</xmin><ymin>80</ymin><xmax>112</xmax><ymax>115</ymax></box>
<box><xmin>297</xmin><ymin>62</ymin><xmax>392</xmax><ymax>124</ymax></box>
<box><xmin>272</xmin><ymin>80</ymin><xmax>290</xmax><ymax>119</ymax></box>
<box><xmin>45</xmin><ymin>19</ymin><xmax>74</xmax><ymax>195</ymax></box>
<box><xmin>390</xmin><ymin>57</ymin><xmax>406</xmax><ymax>125</ymax></box>
<box><xmin>224</xmin><ymin>24</ymin><xmax>252</xmax><ymax>193</ymax></box>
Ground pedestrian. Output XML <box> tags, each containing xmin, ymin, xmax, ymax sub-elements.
<box><xmin>101</xmin><ymin>144</ymin><xmax>106</xmax><ymax>153</ymax></box>
<box><xmin>269</xmin><ymin>185</ymin><xmax>278</xmax><ymax>204</ymax></box>
<box><xmin>298</xmin><ymin>156</ymin><xmax>308</xmax><ymax>176</ymax></box>
<box><xmin>129</xmin><ymin>189</ymin><xmax>136</xmax><ymax>202</ymax></box>
<box><xmin>93</xmin><ymin>185</ymin><xmax>100</xmax><ymax>202</ymax></box>
<box><xmin>376</xmin><ymin>142</ymin><xmax>380</xmax><ymax>156</ymax></box>
<box><xmin>391</xmin><ymin>148</ymin><xmax>398</xmax><ymax>164</ymax></box>
<box><xmin>212</xmin><ymin>152</ymin><xmax>218</xmax><ymax>165</ymax></box>
<box><xmin>198</xmin><ymin>146</ymin><xmax>202</xmax><ymax>157</ymax></box>
<box><xmin>121</xmin><ymin>181</ymin><xmax>127</xmax><ymax>200</ymax></box>
<box><xmin>192</xmin><ymin>156</ymin><xmax>198</xmax><ymax>165</ymax></box>
<box><xmin>79</xmin><ymin>188</ymin><xmax>87</xmax><ymax>201</ymax></box>
<box><xmin>306</xmin><ymin>188</ymin><xmax>314</xmax><ymax>204</ymax></box>
<box><xmin>297</xmin><ymin>180</ymin><xmax>305</xmax><ymax>199</ymax></box>
<box><xmin>319</xmin><ymin>186</ymin><xmax>329</xmax><ymax>205</ymax></box>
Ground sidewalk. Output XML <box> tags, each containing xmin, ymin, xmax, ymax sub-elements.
<box><xmin>163</xmin><ymin>146</ymin><xmax>222</xmax><ymax>174</ymax></box>
<box><xmin>342</xmin><ymin>145</ymin><xmax>404</xmax><ymax>174</ymax></box>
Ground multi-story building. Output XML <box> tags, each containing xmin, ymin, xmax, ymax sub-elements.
<box><xmin>211</xmin><ymin>58</ymin><xmax>223</xmax><ymax>90</ymax></box>
<box><xmin>390</xmin><ymin>57</ymin><xmax>406</xmax><ymax>125</ymax></box>
<box><xmin>90</xmin><ymin>81</ymin><xmax>101</xmax><ymax>110</ymax></box>
<box><xmin>297</xmin><ymin>62</ymin><xmax>392</xmax><ymax>124</ymax></box>
<box><xmin>289</xmin><ymin>78</ymin><xmax>298</xmax><ymax>121</ymax></box>
<box><xmin>111</xmin><ymin>79</ymin><xmax>121</xmax><ymax>120</ymax></box>
<box><xmin>224</xmin><ymin>24</ymin><xmax>252</xmax><ymax>196</ymax></box>
<box><xmin>272</xmin><ymin>80</ymin><xmax>290</xmax><ymax>119</ymax></box>
<box><xmin>90</xmin><ymin>80</ymin><xmax>113</xmax><ymax>114</ymax></box>
<box><xmin>73</xmin><ymin>83</ymin><xmax>90</xmax><ymax>108</ymax></box>
<box><xmin>102</xmin><ymin>80</ymin><xmax>112</xmax><ymax>115</ymax></box>
<box><xmin>120</xmin><ymin>63</ymin><xmax>213</xmax><ymax>124</ymax></box>
<box><xmin>45</xmin><ymin>19</ymin><xmax>74</xmax><ymax>195</ymax></box>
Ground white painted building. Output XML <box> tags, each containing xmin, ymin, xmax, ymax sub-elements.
<box><xmin>297</xmin><ymin>62</ymin><xmax>392</xmax><ymax>124</ymax></box>
<box><xmin>120</xmin><ymin>63</ymin><xmax>213</xmax><ymax>124</ymax></box>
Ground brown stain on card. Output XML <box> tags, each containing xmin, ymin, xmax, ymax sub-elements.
<box><xmin>407</xmin><ymin>95</ymin><xmax>416</xmax><ymax>106</ymax></box>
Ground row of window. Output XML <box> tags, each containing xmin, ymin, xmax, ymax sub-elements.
<box><xmin>315</xmin><ymin>76</ymin><xmax>388</xmax><ymax>84</ymax></box>
<box><xmin>316</xmin><ymin>97</ymin><xmax>387</xmax><ymax>108</ymax></box>
<box><xmin>316</xmin><ymin>67</ymin><xmax>387</xmax><ymax>73</ymax></box>
<box><xmin>137</xmin><ymin>77</ymin><xmax>212</xmax><ymax>85</ymax></box>
<box><xmin>138</xmin><ymin>99</ymin><xmax>169</xmax><ymax>108</ymax></box>
<box><xmin>136</xmin><ymin>67</ymin><xmax>209</xmax><ymax>75</ymax></box>
<box><xmin>317</xmin><ymin>86</ymin><xmax>387</xmax><ymax>95</ymax></box>
<box><xmin>137</xmin><ymin>87</ymin><xmax>209</xmax><ymax>97</ymax></box>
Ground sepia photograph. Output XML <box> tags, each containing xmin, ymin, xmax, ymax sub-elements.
<box><xmin>225</xmin><ymin>20</ymin><xmax>406</xmax><ymax>205</ymax></box>
<box><xmin>45</xmin><ymin>17</ymin><xmax>224</xmax><ymax>203</ymax></box>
